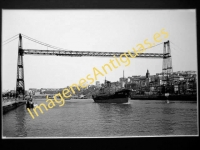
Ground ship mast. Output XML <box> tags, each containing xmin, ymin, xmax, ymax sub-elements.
<box><xmin>123</xmin><ymin>70</ymin><xmax>125</xmax><ymax>88</ymax></box>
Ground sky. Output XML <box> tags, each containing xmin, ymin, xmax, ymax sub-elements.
<box><xmin>2</xmin><ymin>9</ymin><xmax>197</xmax><ymax>91</ymax></box>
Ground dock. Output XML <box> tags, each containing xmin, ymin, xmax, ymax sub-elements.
<box><xmin>130</xmin><ymin>94</ymin><xmax>197</xmax><ymax>101</ymax></box>
<box><xmin>2</xmin><ymin>98</ymin><xmax>26</xmax><ymax>114</ymax></box>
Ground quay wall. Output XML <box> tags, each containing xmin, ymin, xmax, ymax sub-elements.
<box><xmin>131</xmin><ymin>94</ymin><xmax>197</xmax><ymax>101</ymax></box>
<box><xmin>3</xmin><ymin>98</ymin><xmax>26</xmax><ymax>114</ymax></box>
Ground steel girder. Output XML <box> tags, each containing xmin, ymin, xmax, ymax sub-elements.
<box><xmin>22</xmin><ymin>49</ymin><xmax>165</xmax><ymax>58</ymax></box>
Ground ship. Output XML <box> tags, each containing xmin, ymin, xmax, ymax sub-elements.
<box><xmin>92</xmin><ymin>73</ymin><xmax>131</xmax><ymax>103</ymax></box>
<box><xmin>92</xmin><ymin>88</ymin><xmax>131</xmax><ymax>103</ymax></box>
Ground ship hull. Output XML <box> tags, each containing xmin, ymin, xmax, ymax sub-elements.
<box><xmin>92</xmin><ymin>89</ymin><xmax>130</xmax><ymax>104</ymax></box>
<box><xmin>93</xmin><ymin>97</ymin><xmax>129</xmax><ymax>103</ymax></box>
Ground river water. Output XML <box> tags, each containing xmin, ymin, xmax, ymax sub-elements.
<box><xmin>3</xmin><ymin>99</ymin><xmax>197</xmax><ymax>137</ymax></box>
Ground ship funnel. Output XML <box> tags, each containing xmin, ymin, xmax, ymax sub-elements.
<box><xmin>122</xmin><ymin>81</ymin><xmax>125</xmax><ymax>88</ymax></box>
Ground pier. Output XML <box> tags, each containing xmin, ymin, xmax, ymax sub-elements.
<box><xmin>3</xmin><ymin>98</ymin><xmax>26</xmax><ymax>114</ymax></box>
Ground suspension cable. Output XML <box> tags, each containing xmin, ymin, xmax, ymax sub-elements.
<box><xmin>21</xmin><ymin>34</ymin><xmax>164</xmax><ymax>52</ymax></box>
<box><xmin>3</xmin><ymin>36</ymin><xmax>19</xmax><ymax>46</ymax></box>
<box><xmin>21</xmin><ymin>34</ymin><xmax>66</xmax><ymax>50</ymax></box>
<box><xmin>3</xmin><ymin>34</ymin><xmax>19</xmax><ymax>43</ymax></box>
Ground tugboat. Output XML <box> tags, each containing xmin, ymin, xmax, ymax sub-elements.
<box><xmin>92</xmin><ymin>72</ymin><xmax>131</xmax><ymax>103</ymax></box>
<box><xmin>26</xmin><ymin>95</ymin><xmax>34</xmax><ymax>108</ymax></box>
<box><xmin>26</xmin><ymin>90</ymin><xmax>38</xmax><ymax>108</ymax></box>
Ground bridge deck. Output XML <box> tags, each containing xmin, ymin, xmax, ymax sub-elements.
<box><xmin>23</xmin><ymin>49</ymin><xmax>165</xmax><ymax>58</ymax></box>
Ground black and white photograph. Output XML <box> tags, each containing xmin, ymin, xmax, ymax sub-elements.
<box><xmin>2</xmin><ymin>9</ymin><xmax>198</xmax><ymax>138</ymax></box>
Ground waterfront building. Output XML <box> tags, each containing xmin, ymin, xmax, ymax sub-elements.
<box><xmin>125</xmin><ymin>69</ymin><xmax>197</xmax><ymax>95</ymax></box>
<box><xmin>149</xmin><ymin>75</ymin><xmax>160</xmax><ymax>94</ymax></box>
<box><xmin>40</xmin><ymin>88</ymin><xmax>63</xmax><ymax>94</ymax></box>
<box><xmin>29</xmin><ymin>88</ymin><xmax>38</xmax><ymax>92</ymax></box>
<box><xmin>88</xmin><ymin>85</ymin><xmax>96</xmax><ymax>91</ymax></box>
<box><xmin>59</xmin><ymin>70</ymin><xmax>197</xmax><ymax>97</ymax></box>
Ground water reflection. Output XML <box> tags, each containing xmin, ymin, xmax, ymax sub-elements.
<box><xmin>160</xmin><ymin>105</ymin><xmax>176</xmax><ymax>135</ymax></box>
<box><xmin>96</xmin><ymin>103</ymin><xmax>133</xmax><ymax>121</ymax></box>
<box><xmin>14</xmin><ymin>105</ymin><xmax>27</xmax><ymax>137</ymax></box>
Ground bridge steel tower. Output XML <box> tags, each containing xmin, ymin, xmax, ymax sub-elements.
<box><xmin>16</xmin><ymin>34</ymin><xmax>25</xmax><ymax>99</ymax></box>
<box><xmin>162</xmin><ymin>40</ymin><xmax>173</xmax><ymax>75</ymax></box>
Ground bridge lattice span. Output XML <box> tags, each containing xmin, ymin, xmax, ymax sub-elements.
<box><xmin>22</xmin><ymin>49</ymin><xmax>164</xmax><ymax>58</ymax></box>
<box><xmin>16</xmin><ymin>34</ymin><xmax>172</xmax><ymax>98</ymax></box>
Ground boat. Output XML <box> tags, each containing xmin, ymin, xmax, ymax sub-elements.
<box><xmin>26</xmin><ymin>94</ymin><xmax>37</xmax><ymax>108</ymax></box>
<box><xmin>92</xmin><ymin>88</ymin><xmax>131</xmax><ymax>103</ymax></box>
<box><xmin>79</xmin><ymin>94</ymin><xmax>87</xmax><ymax>99</ymax></box>
<box><xmin>92</xmin><ymin>76</ymin><xmax>131</xmax><ymax>103</ymax></box>
<box><xmin>26</xmin><ymin>98</ymin><xmax>34</xmax><ymax>108</ymax></box>
<box><xmin>33</xmin><ymin>98</ymin><xmax>38</xmax><ymax>107</ymax></box>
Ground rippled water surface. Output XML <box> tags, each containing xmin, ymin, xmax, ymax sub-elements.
<box><xmin>3</xmin><ymin>99</ymin><xmax>197</xmax><ymax>137</ymax></box>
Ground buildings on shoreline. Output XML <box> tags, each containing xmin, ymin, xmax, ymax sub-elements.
<box><xmin>122</xmin><ymin>70</ymin><xmax>197</xmax><ymax>95</ymax></box>
<box><xmin>4</xmin><ymin>70</ymin><xmax>196</xmax><ymax>99</ymax></box>
<box><xmin>41</xmin><ymin>70</ymin><xmax>197</xmax><ymax>98</ymax></box>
